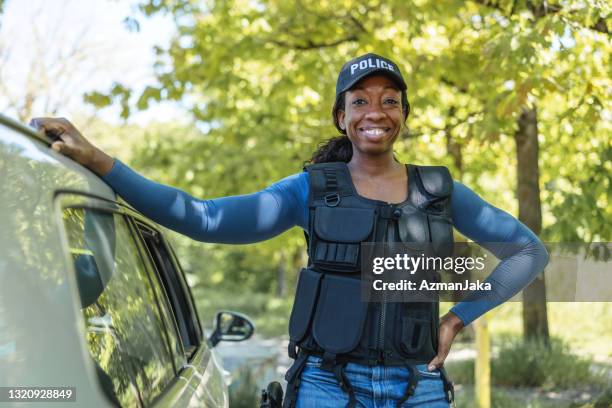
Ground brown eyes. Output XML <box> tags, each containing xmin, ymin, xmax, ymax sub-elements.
<box><xmin>351</xmin><ymin>98</ymin><xmax>399</xmax><ymax>106</ymax></box>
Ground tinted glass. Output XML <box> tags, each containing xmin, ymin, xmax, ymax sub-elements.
<box><xmin>62</xmin><ymin>208</ymin><xmax>175</xmax><ymax>406</ymax></box>
<box><xmin>131</xmin><ymin>224</ymin><xmax>185</xmax><ymax>370</ymax></box>
<box><xmin>137</xmin><ymin>224</ymin><xmax>202</xmax><ymax>355</ymax></box>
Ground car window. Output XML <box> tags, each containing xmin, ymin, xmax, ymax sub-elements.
<box><xmin>62</xmin><ymin>208</ymin><xmax>176</xmax><ymax>406</ymax></box>
<box><xmin>127</xmin><ymin>219</ymin><xmax>185</xmax><ymax>370</ymax></box>
<box><xmin>135</xmin><ymin>223</ymin><xmax>202</xmax><ymax>358</ymax></box>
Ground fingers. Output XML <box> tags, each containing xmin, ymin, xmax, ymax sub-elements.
<box><xmin>51</xmin><ymin>141</ymin><xmax>68</xmax><ymax>154</ymax></box>
<box><xmin>427</xmin><ymin>354</ymin><xmax>444</xmax><ymax>371</ymax></box>
<box><xmin>30</xmin><ymin>117</ymin><xmax>67</xmax><ymax>139</ymax></box>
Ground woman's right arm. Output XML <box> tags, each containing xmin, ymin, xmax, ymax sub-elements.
<box><xmin>103</xmin><ymin>160</ymin><xmax>308</xmax><ymax>243</ymax></box>
<box><xmin>30</xmin><ymin>117</ymin><xmax>309</xmax><ymax>244</ymax></box>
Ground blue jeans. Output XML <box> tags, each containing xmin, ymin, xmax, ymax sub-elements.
<box><xmin>295</xmin><ymin>355</ymin><xmax>450</xmax><ymax>408</ymax></box>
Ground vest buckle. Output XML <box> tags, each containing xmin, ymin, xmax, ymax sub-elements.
<box><xmin>324</xmin><ymin>193</ymin><xmax>341</xmax><ymax>207</ymax></box>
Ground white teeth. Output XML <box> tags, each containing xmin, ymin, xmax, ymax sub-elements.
<box><xmin>362</xmin><ymin>128</ymin><xmax>386</xmax><ymax>136</ymax></box>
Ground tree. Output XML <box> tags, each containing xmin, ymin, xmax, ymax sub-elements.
<box><xmin>88</xmin><ymin>0</ymin><xmax>610</xmax><ymax>339</ymax></box>
<box><xmin>0</xmin><ymin>0</ymin><xmax>108</xmax><ymax>122</ymax></box>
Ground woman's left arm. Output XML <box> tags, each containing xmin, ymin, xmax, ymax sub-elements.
<box><xmin>428</xmin><ymin>181</ymin><xmax>549</xmax><ymax>371</ymax></box>
<box><xmin>448</xmin><ymin>181</ymin><xmax>550</xmax><ymax>325</ymax></box>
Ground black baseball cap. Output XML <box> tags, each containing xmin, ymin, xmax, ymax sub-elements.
<box><xmin>333</xmin><ymin>53</ymin><xmax>410</xmax><ymax>133</ymax></box>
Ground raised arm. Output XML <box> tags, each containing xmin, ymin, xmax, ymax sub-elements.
<box><xmin>103</xmin><ymin>160</ymin><xmax>309</xmax><ymax>243</ymax></box>
<box><xmin>29</xmin><ymin>117</ymin><xmax>309</xmax><ymax>244</ymax></box>
<box><xmin>449</xmin><ymin>181</ymin><xmax>550</xmax><ymax>326</ymax></box>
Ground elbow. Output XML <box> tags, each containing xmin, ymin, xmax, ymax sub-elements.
<box><xmin>531</xmin><ymin>237</ymin><xmax>550</xmax><ymax>272</ymax></box>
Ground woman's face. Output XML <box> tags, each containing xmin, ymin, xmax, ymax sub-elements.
<box><xmin>336</xmin><ymin>75</ymin><xmax>403</xmax><ymax>156</ymax></box>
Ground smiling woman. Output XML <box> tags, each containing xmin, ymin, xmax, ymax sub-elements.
<box><xmin>30</xmin><ymin>52</ymin><xmax>549</xmax><ymax>408</ymax></box>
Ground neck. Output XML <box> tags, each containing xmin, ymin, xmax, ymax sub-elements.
<box><xmin>347</xmin><ymin>149</ymin><xmax>401</xmax><ymax>176</ymax></box>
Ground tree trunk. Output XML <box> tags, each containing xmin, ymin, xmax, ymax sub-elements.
<box><xmin>445</xmin><ymin>107</ymin><xmax>463</xmax><ymax>176</ymax></box>
<box><xmin>445</xmin><ymin>106</ymin><xmax>470</xmax><ymax>303</ymax></box>
<box><xmin>277</xmin><ymin>250</ymin><xmax>286</xmax><ymax>297</ymax></box>
<box><xmin>514</xmin><ymin>106</ymin><xmax>550</xmax><ymax>343</ymax></box>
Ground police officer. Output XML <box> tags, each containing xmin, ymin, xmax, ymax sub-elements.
<box><xmin>32</xmin><ymin>53</ymin><xmax>549</xmax><ymax>408</ymax></box>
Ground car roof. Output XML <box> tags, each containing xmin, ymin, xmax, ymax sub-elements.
<box><xmin>0</xmin><ymin>113</ymin><xmax>117</xmax><ymax>202</ymax></box>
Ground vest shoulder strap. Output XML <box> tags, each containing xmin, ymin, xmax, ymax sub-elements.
<box><xmin>304</xmin><ymin>162</ymin><xmax>353</xmax><ymax>204</ymax></box>
<box><xmin>413</xmin><ymin>165</ymin><xmax>453</xmax><ymax>199</ymax></box>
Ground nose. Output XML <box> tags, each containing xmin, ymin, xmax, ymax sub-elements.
<box><xmin>364</xmin><ymin>101</ymin><xmax>385</xmax><ymax>121</ymax></box>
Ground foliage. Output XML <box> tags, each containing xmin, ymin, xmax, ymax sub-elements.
<box><xmin>80</xmin><ymin>0</ymin><xmax>611</xmax><ymax>340</ymax></box>
<box><xmin>570</xmin><ymin>389</ymin><xmax>612</xmax><ymax>408</ymax></box>
<box><xmin>85</xmin><ymin>0</ymin><xmax>611</xmax><ymax>250</ymax></box>
<box><xmin>228</xmin><ymin>365</ymin><xmax>260</xmax><ymax>408</ymax></box>
<box><xmin>80</xmin><ymin>0</ymin><xmax>611</xmax><ymax>364</ymax></box>
<box><xmin>193</xmin><ymin>287</ymin><xmax>293</xmax><ymax>338</ymax></box>
<box><xmin>445</xmin><ymin>336</ymin><xmax>609</xmax><ymax>390</ymax></box>
<box><xmin>492</xmin><ymin>337</ymin><xmax>599</xmax><ymax>389</ymax></box>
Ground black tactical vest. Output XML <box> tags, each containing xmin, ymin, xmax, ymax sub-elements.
<box><xmin>287</xmin><ymin>162</ymin><xmax>454</xmax><ymax>368</ymax></box>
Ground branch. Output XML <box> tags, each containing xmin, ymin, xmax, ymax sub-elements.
<box><xmin>441</xmin><ymin>76</ymin><xmax>469</xmax><ymax>94</ymax></box>
<box><xmin>400</xmin><ymin>109</ymin><xmax>485</xmax><ymax>140</ymax></box>
<box><xmin>471</xmin><ymin>0</ymin><xmax>609</xmax><ymax>34</ymax></box>
<box><xmin>526</xmin><ymin>1</ymin><xmax>609</xmax><ymax>34</ymax></box>
<box><xmin>263</xmin><ymin>2</ymin><xmax>369</xmax><ymax>51</ymax></box>
<box><xmin>267</xmin><ymin>35</ymin><xmax>358</xmax><ymax>50</ymax></box>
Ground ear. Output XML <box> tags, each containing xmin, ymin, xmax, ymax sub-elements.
<box><xmin>337</xmin><ymin>110</ymin><xmax>346</xmax><ymax>130</ymax></box>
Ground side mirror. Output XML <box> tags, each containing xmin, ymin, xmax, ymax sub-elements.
<box><xmin>209</xmin><ymin>311</ymin><xmax>254</xmax><ymax>347</ymax></box>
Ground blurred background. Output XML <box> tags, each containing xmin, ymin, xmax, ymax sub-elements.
<box><xmin>1</xmin><ymin>0</ymin><xmax>610</xmax><ymax>407</ymax></box>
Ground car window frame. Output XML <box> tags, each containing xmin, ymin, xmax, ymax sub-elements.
<box><xmin>125</xmin><ymin>217</ymin><xmax>189</xmax><ymax>367</ymax></box>
<box><xmin>55</xmin><ymin>192</ymin><xmax>194</xmax><ymax>406</ymax></box>
<box><xmin>131</xmin><ymin>221</ymin><xmax>202</xmax><ymax>359</ymax></box>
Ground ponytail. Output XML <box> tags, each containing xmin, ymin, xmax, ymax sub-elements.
<box><xmin>309</xmin><ymin>135</ymin><xmax>353</xmax><ymax>164</ymax></box>
<box><xmin>308</xmin><ymin>92</ymin><xmax>352</xmax><ymax>164</ymax></box>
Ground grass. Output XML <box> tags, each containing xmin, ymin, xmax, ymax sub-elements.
<box><xmin>455</xmin><ymin>387</ymin><xmax>564</xmax><ymax>408</ymax></box>
<box><xmin>446</xmin><ymin>336</ymin><xmax>609</xmax><ymax>390</ymax></box>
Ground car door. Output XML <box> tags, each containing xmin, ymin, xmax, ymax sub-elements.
<box><xmin>58</xmin><ymin>196</ymin><xmax>178</xmax><ymax>407</ymax></box>
<box><xmin>57</xmin><ymin>194</ymin><xmax>226</xmax><ymax>407</ymax></box>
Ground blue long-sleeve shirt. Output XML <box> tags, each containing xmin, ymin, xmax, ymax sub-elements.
<box><xmin>102</xmin><ymin>160</ymin><xmax>549</xmax><ymax>325</ymax></box>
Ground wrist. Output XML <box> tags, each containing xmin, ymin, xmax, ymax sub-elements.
<box><xmin>442</xmin><ymin>311</ymin><xmax>464</xmax><ymax>334</ymax></box>
<box><xmin>89</xmin><ymin>148</ymin><xmax>114</xmax><ymax>177</ymax></box>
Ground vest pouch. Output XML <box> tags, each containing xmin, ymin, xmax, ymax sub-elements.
<box><xmin>427</xmin><ymin>214</ymin><xmax>454</xmax><ymax>258</ymax></box>
<box><xmin>399</xmin><ymin>316</ymin><xmax>434</xmax><ymax>358</ymax></box>
<box><xmin>312</xmin><ymin>274</ymin><xmax>368</xmax><ymax>354</ymax></box>
<box><xmin>288</xmin><ymin>268</ymin><xmax>323</xmax><ymax>344</ymax></box>
<box><xmin>397</xmin><ymin>204</ymin><xmax>430</xmax><ymax>243</ymax></box>
<box><xmin>312</xmin><ymin>207</ymin><xmax>375</xmax><ymax>273</ymax></box>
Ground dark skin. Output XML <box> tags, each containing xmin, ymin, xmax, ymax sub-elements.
<box><xmin>31</xmin><ymin>75</ymin><xmax>463</xmax><ymax>371</ymax></box>
<box><xmin>337</xmin><ymin>75</ymin><xmax>464</xmax><ymax>371</ymax></box>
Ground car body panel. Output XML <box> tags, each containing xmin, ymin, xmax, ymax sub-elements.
<box><xmin>0</xmin><ymin>114</ymin><xmax>228</xmax><ymax>407</ymax></box>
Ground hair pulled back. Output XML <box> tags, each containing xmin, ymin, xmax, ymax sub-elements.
<box><xmin>309</xmin><ymin>93</ymin><xmax>351</xmax><ymax>164</ymax></box>
<box><xmin>310</xmin><ymin>134</ymin><xmax>353</xmax><ymax>164</ymax></box>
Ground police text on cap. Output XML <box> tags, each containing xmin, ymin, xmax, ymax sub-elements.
<box><xmin>350</xmin><ymin>57</ymin><xmax>396</xmax><ymax>75</ymax></box>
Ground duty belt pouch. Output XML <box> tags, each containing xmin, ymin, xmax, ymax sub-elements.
<box><xmin>312</xmin><ymin>274</ymin><xmax>368</xmax><ymax>357</ymax></box>
<box><xmin>310</xmin><ymin>207</ymin><xmax>376</xmax><ymax>272</ymax></box>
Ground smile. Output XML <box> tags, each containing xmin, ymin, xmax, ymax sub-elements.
<box><xmin>359</xmin><ymin>127</ymin><xmax>390</xmax><ymax>136</ymax></box>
